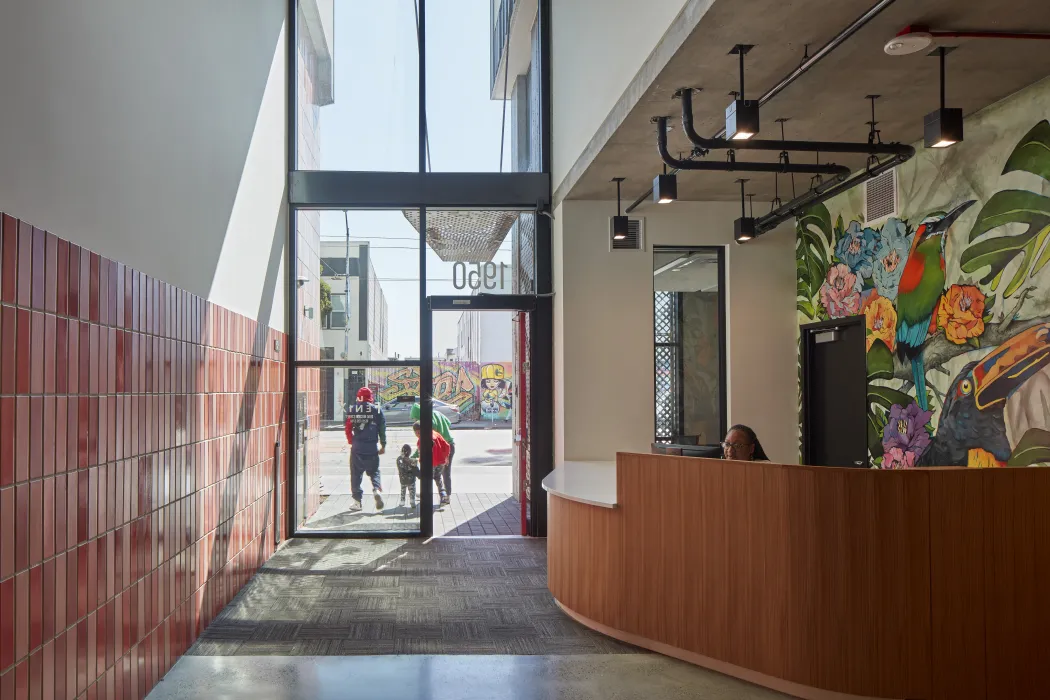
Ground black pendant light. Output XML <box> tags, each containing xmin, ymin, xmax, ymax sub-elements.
<box><xmin>734</xmin><ymin>178</ymin><xmax>755</xmax><ymax>243</ymax></box>
<box><xmin>611</xmin><ymin>177</ymin><xmax>629</xmax><ymax>240</ymax></box>
<box><xmin>726</xmin><ymin>44</ymin><xmax>759</xmax><ymax>140</ymax></box>
<box><xmin>653</xmin><ymin>164</ymin><xmax>678</xmax><ymax>204</ymax></box>
<box><xmin>924</xmin><ymin>46</ymin><xmax>963</xmax><ymax>149</ymax></box>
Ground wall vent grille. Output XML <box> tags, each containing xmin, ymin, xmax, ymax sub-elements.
<box><xmin>610</xmin><ymin>218</ymin><xmax>645</xmax><ymax>251</ymax></box>
<box><xmin>865</xmin><ymin>168</ymin><xmax>897</xmax><ymax>223</ymax></box>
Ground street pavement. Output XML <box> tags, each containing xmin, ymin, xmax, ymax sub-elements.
<box><xmin>300</xmin><ymin>427</ymin><xmax>520</xmax><ymax>535</ymax></box>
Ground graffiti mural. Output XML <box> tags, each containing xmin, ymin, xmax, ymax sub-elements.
<box><xmin>796</xmin><ymin>116</ymin><xmax>1050</xmax><ymax>468</ymax></box>
<box><xmin>367</xmin><ymin>362</ymin><xmax>514</xmax><ymax>421</ymax></box>
<box><xmin>434</xmin><ymin>364</ymin><xmax>478</xmax><ymax>413</ymax></box>
<box><xmin>479</xmin><ymin>363</ymin><xmax>513</xmax><ymax>420</ymax></box>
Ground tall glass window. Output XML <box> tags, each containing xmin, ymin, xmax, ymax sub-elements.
<box><xmin>290</xmin><ymin>0</ymin><xmax>552</xmax><ymax>537</ymax></box>
<box><xmin>296</xmin><ymin>0</ymin><xmax>419</xmax><ymax>171</ymax></box>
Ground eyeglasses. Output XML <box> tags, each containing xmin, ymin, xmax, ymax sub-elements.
<box><xmin>721</xmin><ymin>441</ymin><xmax>750</xmax><ymax>451</ymax></box>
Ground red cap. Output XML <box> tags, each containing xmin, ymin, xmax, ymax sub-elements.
<box><xmin>357</xmin><ymin>387</ymin><xmax>373</xmax><ymax>402</ymax></box>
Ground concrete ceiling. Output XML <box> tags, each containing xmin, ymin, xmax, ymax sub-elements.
<box><xmin>563</xmin><ymin>0</ymin><xmax>1050</xmax><ymax>208</ymax></box>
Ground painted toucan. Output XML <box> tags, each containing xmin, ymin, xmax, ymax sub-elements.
<box><xmin>917</xmin><ymin>323</ymin><xmax>1050</xmax><ymax>466</ymax></box>
<box><xmin>896</xmin><ymin>200</ymin><xmax>977</xmax><ymax>410</ymax></box>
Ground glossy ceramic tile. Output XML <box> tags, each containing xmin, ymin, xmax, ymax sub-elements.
<box><xmin>0</xmin><ymin>210</ymin><xmax>289</xmax><ymax>699</ymax></box>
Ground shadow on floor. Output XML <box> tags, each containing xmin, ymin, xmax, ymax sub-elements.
<box><xmin>299</xmin><ymin>493</ymin><xmax>522</xmax><ymax>536</ymax></box>
<box><xmin>189</xmin><ymin>537</ymin><xmax>640</xmax><ymax>657</ymax></box>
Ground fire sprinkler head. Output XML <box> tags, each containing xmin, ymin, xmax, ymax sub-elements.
<box><xmin>884</xmin><ymin>25</ymin><xmax>934</xmax><ymax>55</ymax></box>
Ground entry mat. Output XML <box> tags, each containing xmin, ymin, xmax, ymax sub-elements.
<box><xmin>189</xmin><ymin>538</ymin><xmax>640</xmax><ymax>656</ymax></box>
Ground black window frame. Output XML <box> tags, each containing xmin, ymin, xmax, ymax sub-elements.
<box><xmin>652</xmin><ymin>246</ymin><xmax>728</xmax><ymax>447</ymax></box>
<box><xmin>285</xmin><ymin>0</ymin><xmax>553</xmax><ymax>539</ymax></box>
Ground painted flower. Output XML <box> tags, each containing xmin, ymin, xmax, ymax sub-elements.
<box><xmin>835</xmin><ymin>221</ymin><xmax>879</xmax><ymax>278</ymax></box>
<box><xmin>882</xmin><ymin>446</ymin><xmax>917</xmax><ymax>470</ymax></box>
<box><xmin>937</xmin><ymin>284</ymin><xmax>986</xmax><ymax>344</ymax></box>
<box><xmin>882</xmin><ymin>403</ymin><xmax>933</xmax><ymax>458</ymax></box>
<box><xmin>872</xmin><ymin>219</ymin><xmax>913</xmax><ymax>301</ymax></box>
<box><xmin>819</xmin><ymin>263</ymin><xmax>862</xmax><ymax>318</ymax></box>
<box><xmin>863</xmin><ymin>294</ymin><xmax>897</xmax><ymax>352</ymax></box>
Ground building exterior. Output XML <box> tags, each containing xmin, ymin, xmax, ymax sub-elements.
<box><xmin>456</xmin><ymin>273</ymin><xmax>514</xmax><ymax>368</ymax></box>
<box><xmin>319</xmin><ymin>239</ymin><xmax>388</xmax><ymax>363</ymax></box>
<box><xmin>319</xmin><ymin>239</ymin><xmax>389</xmax><ymax>423</ymax></box>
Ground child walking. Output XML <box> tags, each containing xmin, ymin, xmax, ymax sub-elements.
<box><xmin>396</xmin><ymin>444</ymin><xmax>419</xmax><ymax>510</ymax></box>
<box><xmin>412</xmin><ymin>421</ymin><xmax>452</xmax><ymax>506</ymax></box>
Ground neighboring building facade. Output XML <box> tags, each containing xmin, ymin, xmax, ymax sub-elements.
<box><xmin>320</xmin><ymin>239</ymin><xmax>388</xmax><ymax>362</ymax></box>
<box><xmin>295</xmin><ymin>0</ymin><xmax>334</xmax><ymax>522</ymax></box>
<box><xmin>319</xmin><ymin>239</ymin><xmax>389</xmax><ymax>423</ymax></box>
<box><xmin>456</xmin><ymin>271</ymin><xmax>514</xmax><ymax>367</ymax></box>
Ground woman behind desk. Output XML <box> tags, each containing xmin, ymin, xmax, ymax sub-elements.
<box><xmin>721</xmin><ymin>424</ymin><xmax>769</xmax><ymax>461</ymax></box>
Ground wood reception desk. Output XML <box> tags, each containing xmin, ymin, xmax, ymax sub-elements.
<box><xmin>542</xmin><ymin>454</ymin><xmax>1050</xmax><ymax>700</ymax></box>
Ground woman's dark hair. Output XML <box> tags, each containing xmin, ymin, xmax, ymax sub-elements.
<box><xmin>728</xmin><ymin>424</ymin><xmax>769</xmax><ymax>461</ymax></box>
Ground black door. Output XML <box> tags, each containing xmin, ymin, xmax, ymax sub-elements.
<box><xmin>802</xmin><ymin>317</ymin><xmax>867</xmax><ymax>467</ymax></box>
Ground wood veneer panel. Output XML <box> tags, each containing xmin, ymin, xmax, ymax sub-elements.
<box><xmin>928</xmin><ymin>469</ymin><xmax>986</xmax><ymax>700</ymax></box>
<box><xmin>546</xmin><ymin>495</ymin><xmax>623</xmax><ymax>627</ymax></box>
<box><xmin>619</xmin><ymin>455</ymin><xmax>930</xmax><ymax>699</ymax></box>
<box><xmin>620</xmin><ymin>453</ymin><xmax>687</xmax><ymax>647</ymax></box>
<box><xmin>981</xmin><ymin>468</ymin><xmax>1050</xmax><ymax>699</ymax></box>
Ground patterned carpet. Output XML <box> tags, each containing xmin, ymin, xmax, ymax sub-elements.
<box><xmin>190</xmin><ymin>538</ymin><xmax>640</xmax><ymax>656</ymax></box>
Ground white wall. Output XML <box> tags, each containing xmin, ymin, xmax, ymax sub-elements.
<box><xmin>0</xmin><ymin>0</ymin><xmax>289</xmax><ymax>331</ymax></box>
<box><xmin>553</xmin><ymin>201</ymin><xmax>799</xmax><ymax>464</ymax></box>
<box><xmin>552</xmin><ymin>0</ymin><xmax>689</xmax><ymax>191</ymax></box>
<box><xmin>480</xmin><ymin>311</ymin><xmax>515</xmax><ymax>362</ymax></box>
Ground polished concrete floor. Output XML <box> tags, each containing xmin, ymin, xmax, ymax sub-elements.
<box><xmin>146</xmin><ymin>654</ymin><xmax>793</xmax><ymax>700</ymax></box>
<box><xmin>153</xmin><ymin>538</ymin><xmax>794</xmax><ymax>699</ymax></box>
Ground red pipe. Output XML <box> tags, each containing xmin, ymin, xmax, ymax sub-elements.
<box><xmin>931</xmin><ymin>30</ymin><xmax>1050</xmax><ymax>40</ymax></box>
<box><xmin>898</xmin><ymin>24</ymin><xmax>1050</xmax><ymax>42</ymax></box>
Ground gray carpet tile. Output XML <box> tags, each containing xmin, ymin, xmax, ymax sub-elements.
<box><xmin>190</xmin><ymin>538</ymin><xmax>640</xmax><ymax>657</ymax></box>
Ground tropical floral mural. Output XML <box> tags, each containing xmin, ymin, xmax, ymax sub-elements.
<box><xmin>797</xmin><ymin>118</ymin><xmax>1050</xmax><ymax>469</ymax></box>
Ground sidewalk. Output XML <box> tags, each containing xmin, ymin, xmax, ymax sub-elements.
<box><xmin>453</xmin><ymin>419</ymin><xmax>512</xmax><ymax>430</ymax></box>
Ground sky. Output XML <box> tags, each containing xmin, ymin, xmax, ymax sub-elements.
<box><xmin>315</xmin><ymin>0</ymin><xmax>516</xmax><ymax>359</ymax></box>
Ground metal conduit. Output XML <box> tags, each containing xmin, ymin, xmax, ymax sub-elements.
<box><xmin>677</xmin><ymin>88</ymin><xmax>915</xmax><ymax>157</ymax></box>
<box><xmin>656</xmin><ymin>117</ymin><xmax>852</xmax><ymax>178</ymax></box>
<box><xmin>625</xmin><ymin>0</ymin><xmax>900</xmax><ymax>213</ymax></box>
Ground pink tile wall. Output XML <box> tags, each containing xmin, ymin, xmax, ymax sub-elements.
<box><xmin>0</xmin><ymin>212</ymin><xmax>289</xmax><ymax>699</ymax></box>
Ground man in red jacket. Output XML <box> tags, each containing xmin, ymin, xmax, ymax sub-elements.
<box><xmin>413</xmin><ymin>421</ymin><xmax>451</xmax><ymax>506</ymax></box>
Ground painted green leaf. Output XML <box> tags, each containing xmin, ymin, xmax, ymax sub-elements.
<box><xmin>967</xmin><ymin>189</ymin><xmax>1050</xmax><ymax>243</ymax></box>
<box><xmin>867</xmin><ymin>413</ymin><xmax>885</xmax><ymax>459</ymax></box>
<box><xmin>1003</xmin><ymin>223</ymin><xmax>1050</xmax><ymax>296</ymax></box>
<box><xmin>960</xmin><ymin>191</ymin><xmax>1050</xmax><ymax>293</ymax></box>
<box><xmin>967</xmin><ymin>336</ymin><xmax>981</xmax><ymax>350</ymax></box>
<box><xmin>797</xmin><ymin>299</ymin><xmax>816</xmax><ymax>319</ymax></box>
<box><xmin>866</xmin><ymin>339</ymin><xmax>894</xmax><ymax>380</ymax></box>
<box><xmin>1006</xmin><ymin>428</ymin><xmax>1050</xmax><ymax>466</ymax></box>
<box><xmin>868</xmin><ymin>385</ymin><xmax>913</xmax><ymax>411</ymax></box>
<box><xmin>1002</xmin><ymin>120</ymin><xmax>1050</xmax><ymax>182</ymax></box>
<box><xmin>799</xmin><ymin>203</ymin><xmax>833</xmax><ymax>246</ymax></box>
<box><xmin>1034</xmin><ymin>223</ymin><xmax>1050</xmax><ymax>275</ymax></box>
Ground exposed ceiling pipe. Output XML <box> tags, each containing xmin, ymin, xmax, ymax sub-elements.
<box><xmin>753</xmin><ymin>152</ymin><xmax>910</xmax><ymax>236</ymax></box>
<box><xmin>676</xmin><ymin>88</ymin><xmax>915</xmax><ymax>157</ymax></box>
<box><xmin>656</xmin><ymin>117</ymin><xmax>852</xmax><ymax>177</ymax></box>
<box><xmin>626</xmin><ymin>0</ymin><xmax>900</xmax><ymax>213</ymax></box>
<box><xmin>885</xmin><ymin>24</ymin><xmax>1050</xmax><ymax>55</ymax></box>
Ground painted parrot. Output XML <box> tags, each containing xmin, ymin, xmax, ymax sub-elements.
<box><xmin>917</xmin><ymin>323</ymin><xmax>1050</xmax><ymax>466</ymax></box>
<box><xmin>895</xmin><ymin>200</ymin><xmax>976</xmax><ymax>410</ymax></box>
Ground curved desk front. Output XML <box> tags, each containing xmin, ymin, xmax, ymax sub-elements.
<box><xmin>543</xmin><ymin>454</ymin><xmax>1050</xmax><ymax>700</ymax></box>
